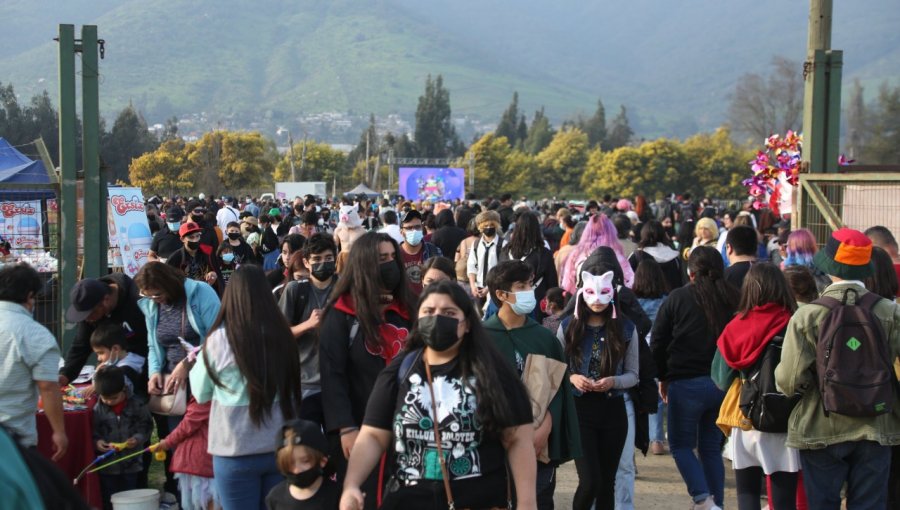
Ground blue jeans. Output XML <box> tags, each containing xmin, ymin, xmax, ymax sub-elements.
<box><xmin>213</xmin><ymin>452</ymin><xmax>283</xmax><ymax>510</ymax></box>
<box><xmin>799</xmin><ymin>441</ymin><xmax>891</xmax><ymax>510</ymax></box>
<box><xmin>615</xmin><ymin>396</ymin><xmax>635</xmax><ymax>510</ymax></box>
<box><xmin>667</xmin><ymin>376</ymin><xmax>725</xmax><ymax>506</ymax></box>
<box><xmin>648</xmin><ymin>386</ymin><xmax>666</xmax><ymax>442</ymax></box>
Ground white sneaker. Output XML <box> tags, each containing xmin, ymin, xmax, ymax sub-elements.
<box><xmin>691</xmin><ymin>496</ymin><xmax>722</xmax><ymax>510</ymax></box>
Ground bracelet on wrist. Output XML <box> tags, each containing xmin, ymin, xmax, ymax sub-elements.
<box><xmin>340</xmin><ymin>427</ymin><xmax>359</xmax><ymax>436</ymax></box>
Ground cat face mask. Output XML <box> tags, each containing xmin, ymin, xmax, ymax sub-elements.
<box><xmin>575</xmin><ymin>270</ymin><xmax>616</xmax><ymax>319</ymax></box>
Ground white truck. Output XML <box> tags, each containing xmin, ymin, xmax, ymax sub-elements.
<box><xmin>275</xmin><ymin>181</ymin><xmax>328</xmax><ymax>200</ymax></box>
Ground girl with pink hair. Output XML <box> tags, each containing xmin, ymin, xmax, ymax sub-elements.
<box><xmin>560</xmin><ymin>214</ymin><xmax>634</xmax><ymax>294</ymax></box>
<box><xmin>781</xmin><ymin>228</ymin><xmax>830</xmax><ymax>292</ymax></box>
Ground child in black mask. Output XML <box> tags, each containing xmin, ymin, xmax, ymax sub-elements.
<box><xmin>267</xmin><ymin>419</ymin><xmax>338</xmax><ymax>510</ymax></box>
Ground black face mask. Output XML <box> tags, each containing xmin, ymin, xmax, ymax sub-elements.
<box><xmin>379</xmin><ymin>260</ymin><xmax>402</xmax><ymax>291</ymax></box>
<box><xmin>482</xmin><ymin>227</ymin><xmax>496</xmax><ymax>237</ymax></box>
<box><xmin>186</xmin><ymin>240</ymin><xmax>200</xmax><ymax>251</ymax></box>
<box><xmin>191</xmin><ymin>214</ymin><xmax>204</xmax><ymax>223</ymax></box>
<box><xmin>227</xmin><ymin>232</ymin><xmax>242</xmax><ymax>240</ymax></box>
<box><xmin>311</xmin><ymin>260</ymin><xmax>336</xmax><ymax>282</ymax></box>
<box><xmin>285</xmin><ymin>467</ymin><xmax>322</xmax><ymax>488</ymax></box>
<box><xmin>417</xmin><ymin>315</ymin><xmax>461</xmax><ymax>352</ymax></box>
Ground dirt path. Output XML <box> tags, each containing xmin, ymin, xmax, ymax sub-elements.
<box><xmin>553</xmin><ymin>451</ymin><xmax>741</xmax><ymax>509</ymax></box>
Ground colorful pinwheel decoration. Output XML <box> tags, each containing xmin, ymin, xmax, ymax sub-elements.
<box><xmin>743</xmin><ymin>131</ymin><xmax>802</xmax><ymax>215</ymax></box>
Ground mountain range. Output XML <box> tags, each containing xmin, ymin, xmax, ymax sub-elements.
<box><xmin>1</xmin><ymin>0</ymin><xmax>897</xmax><ymax>138</ymax></box>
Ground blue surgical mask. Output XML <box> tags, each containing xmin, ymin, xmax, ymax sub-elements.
<box><xmin>167</xmin><ymin>222</ymin><xmax>180</xmax><ymax>231</ymax></box>
<box><xmin>508</xmin><ymin>289</ymin><xmax>536</xmax><ymax>316</ymax></box>
<box><xmin>404</xmin><ymin>229</ymin><xmax>424</xmax><ymax>246</ymax></box>
<box><xmin>222</xmin><ymin>253</ymin><xmax>235</xmax><ymax>263</ymax></box>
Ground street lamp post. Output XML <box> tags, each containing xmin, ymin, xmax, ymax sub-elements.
<box><xmin>278</xmin><ymin>127</ymin><xmax>297</xmax><ymax>181</ymax></box>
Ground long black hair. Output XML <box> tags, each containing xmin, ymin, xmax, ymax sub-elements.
<box><xmin>564</xmin><ymin>272</ymin><xmax>627</xmax><ymax>377</ymax></box>
<box><xmin>202</xmin><ymin>264</ymin><xmax>302</xmax><ymax>426</ymax></box>
<box><xmin>326</xmin><ymin>232</ymin><xmax>415</xmax><ymax>353</ymax></box>
<box><xmin>402</xmin><ymin>281</ymin><xmax>529</xmax><ymax>437</ymax></box>
<box><xmin>688</xmin><ymin>246</ymin><xmax>739</xmax><ymax>338</ymax></box>
<box><xmin>638</xmin><ymin>220</ymin><xmax>674</xmax><ymax>250</ymax></box>
<box><xmin>507</xmin><ymin>211</ymin><xmax>544</xmax><ymax>259</ymax></box>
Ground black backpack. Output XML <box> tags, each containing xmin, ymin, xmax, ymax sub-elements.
<box><xmin>813</xmin><ymin>288</ymin><xmax>896</xmax><ymax>417</ymax></box>
<box><xmin>738</xmin><ymin>329</ymin><xmax>800</xmax><ymax>432</ymax></box>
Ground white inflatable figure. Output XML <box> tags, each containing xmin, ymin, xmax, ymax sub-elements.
<box><xmin>575</xmin><ymin>270</ymin><xmax>616</xmax><ymax>319</ymax></box>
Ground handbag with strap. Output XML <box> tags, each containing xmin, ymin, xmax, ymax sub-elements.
<box><xmin>148</xmin><ymin>306</ymin><xmax>190</xmax><ymax>416</ymax></box>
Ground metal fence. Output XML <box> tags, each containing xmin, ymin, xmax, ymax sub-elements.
<box><xmin>797</xmin><ymin>168</ymin><xmax>900</xmax><ymax>246</ymax></box>
<box><xmin>0</xmin><ymin>185</ymin><xmax>63</xmax><ymax>341</ymax></box>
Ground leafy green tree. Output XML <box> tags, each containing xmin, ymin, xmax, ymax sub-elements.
<box><xmin>467</xmin><ymin>132</ymin><xmax>512</xmax><ymax>197</ymax></box>
<box><xmin>605</xmin><ymin>105</ymin><xmax>633</xmax><ymax>150</ymax></box>
<box><xmin>414</xmin><ymin>74</ymin><xmax>462</xmax><ymax>158</ymax></box>
<box><xmin>535</xmin><ymin>127</ymin><xmax>589</xmax><ymax>195</ymax></box>
<box><xmin>101</xmin><ymin>103</ymin><xmax>158</xmax><ymax>184</ymax></box>
<box><xmin>524</xmin><ymin>108</ymin><xmax>554</xmax><ymax>155</ymax></box>
<box><xmin>683</xmin><ymin>127</ymin><xmax>752</xmax><ymax>198</ymax></box>
<box><xmin>129</xmin><ymin>139</ymin><xmax>193</xmax><ymax>196</ymax></box>
<box><xmin>218</xmin><ymin>132</ymin><xmax>275</xmax><ymax>191</ymax></box>
<box><xmin>583</xmin><ymin>146</ymin><xmax>638</xmax><ymax>198</ymax></box>
<box><xmin>275</xmin><ymin>140</ymin><xmax>347</xmax><ymax>184</ymax></box>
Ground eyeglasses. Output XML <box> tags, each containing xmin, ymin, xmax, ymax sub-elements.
<box><xmin>139</xmin><ymin>291</ymin><xmax>162</xmax><ymax>300</ymax></box>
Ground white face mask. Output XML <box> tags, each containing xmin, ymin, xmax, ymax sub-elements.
<box><xmin>575</xmin><ymin>270</ymin><xmax>616</xmax><ymax>319</ymax></box>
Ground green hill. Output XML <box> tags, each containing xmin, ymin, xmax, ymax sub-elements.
<box><xmin>0</xmin><ymin>0</ymin><xmax>897</xmax><ymax>137</ymax></box>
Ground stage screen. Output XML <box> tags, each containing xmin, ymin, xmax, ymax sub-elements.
<box><xmin>398</xmin><ymin>167</ymin><xmax>465</xmax><ymax>202</ymax></box>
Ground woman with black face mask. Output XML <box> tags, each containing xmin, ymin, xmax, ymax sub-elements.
<box><xmin>340</xmin><ymin>281</ymin><xmax>537</xmax><ymax>510</ymax></box>
<box><xmin>319</xmin><ymin>232</ymin><xmax>415</xmax><ymax>510</ymax></box>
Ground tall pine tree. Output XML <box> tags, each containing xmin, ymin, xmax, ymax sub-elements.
<box><xmin>496</xmin><ymin>91</ymin><xmax>521</xmax><ymax>146</ymax></box>
<box><xmin>524</xmin><ymin>107</ymin><xmax>555</xmax><ymax>155</ymax></box>
<box><xmin>414</xmin><ymin>74</ymin><xmax>461</xmax><ymax>158</ymax></box>
<box><xmin>581</xmin><ymin>98</ymin><xmax>607</xmax><ymax>148</ymax></box>
<box><xmin>605</xmin><ymin>105</ymin><xmax>634</xmax><ymax>151</ymax></box>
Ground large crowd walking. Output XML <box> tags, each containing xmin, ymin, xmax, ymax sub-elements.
<box><xmin>1</xmin><ymin>191</ymin><xmax>899</xmax><ymax>510</ymax></box>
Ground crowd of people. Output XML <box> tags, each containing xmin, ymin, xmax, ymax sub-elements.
<box><xmin>1</xmin><ymin>189</ymin><xmax>899</xmax><ymax>510</ymax></box>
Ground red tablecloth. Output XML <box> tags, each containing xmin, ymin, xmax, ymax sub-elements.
<box><xmin>36</xmin><ymin>407</ymin><xmax>103</xmax><ymax>509</ymax></box>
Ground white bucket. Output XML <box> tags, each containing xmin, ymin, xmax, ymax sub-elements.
<box><xmin>110</xmin><ymin>489</ymin><xmax>160</xmax><ymax>510</ymax></box>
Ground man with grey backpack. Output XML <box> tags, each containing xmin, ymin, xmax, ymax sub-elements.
<box><xmin>775</xmin><ymin>228</ymin><xmax>900</xmax><ymax>509</ymax></box>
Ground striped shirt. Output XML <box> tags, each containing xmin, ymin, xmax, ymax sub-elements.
<box><xmin>0</xmin><ymin>301</ymin><xmax>60</xmax><ymax>446</ymax></box>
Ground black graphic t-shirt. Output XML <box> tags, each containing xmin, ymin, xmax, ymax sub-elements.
<box><xmin>364</xmin><ymin>353</ymin><xmax>532</xmax><ymax>505</ymax></box>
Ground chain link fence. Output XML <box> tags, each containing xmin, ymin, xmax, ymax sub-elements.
<box><xmin>798</xmin><ymin>168</ymin><xmax>900</xmax><ymax>246</ymax></box>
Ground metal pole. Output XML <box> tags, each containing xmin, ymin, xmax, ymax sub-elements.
<box><xmin>300</xmin><ymin>133</ymin><xmax>307</xmax><ymax>181</ymax></box>
<box><xmin>81</xmin><ymin>25</ymin><xmax>106</xmax><ymax>278</ymax></box>
<box><xmin>58</xmin><ymin>24</ymin><xmax>77</xmax><ymax>350</ymax></box>
<box><xmin>288</xmin><ymin>131</ymin><xmax>296</xmax><ymax>182</ymax></box>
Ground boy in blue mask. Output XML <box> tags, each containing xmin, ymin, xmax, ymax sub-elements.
<box><xmin>484</xmin><ymin>260</ymin><xmax>581</xmax><ymax>510</ymax></box>
<box><xmin>88</xmin><ymin>322</ymin><xmax>147</xmax><ymax>404</ymax></box>
<box><xmin>397</xmin><ymin>209</ymin><xmax>442</xmax><ymax>295</ymax></box>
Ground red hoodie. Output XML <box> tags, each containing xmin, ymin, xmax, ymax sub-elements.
<box><xmin>717</xmin><ymin>303</ymin><xmax>792</xmax><ymax>371</ymax></box>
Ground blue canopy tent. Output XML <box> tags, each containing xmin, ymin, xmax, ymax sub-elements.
<box><xmin>0</xmin><ymin>137</ymin><xmax>55</xmax><ymax>200</ymax></box>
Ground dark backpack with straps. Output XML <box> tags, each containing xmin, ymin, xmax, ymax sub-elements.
<box><xmin>738</xmin><ymin>330</ymin><xmax>800</xmax><ymax>432</ymax></box>
<box><xmin>813</xmin><ymin>288</ymin><xmax>895</xmax><ymax>417</ymax></box>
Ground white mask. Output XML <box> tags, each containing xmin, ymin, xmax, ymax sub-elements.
<box><xmin>575</xmin><ymin>270</ymin><xmax>616</xmax><ymax>319</ymax></box>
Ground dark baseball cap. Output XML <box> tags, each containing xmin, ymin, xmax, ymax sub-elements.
<box><xmin>165</xmin><ymin>206</ymin><xmax>185</xmax><ymax>222</ymax></box>
<box><xmin>278</xmin><ymin>419</ymin><xmax>328</xmax><ymax>455</ymax></box>
<box><xmin>66</xmin><ymin>279</ymin><xmax>110</xmax><ymax>322</ymax></box>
